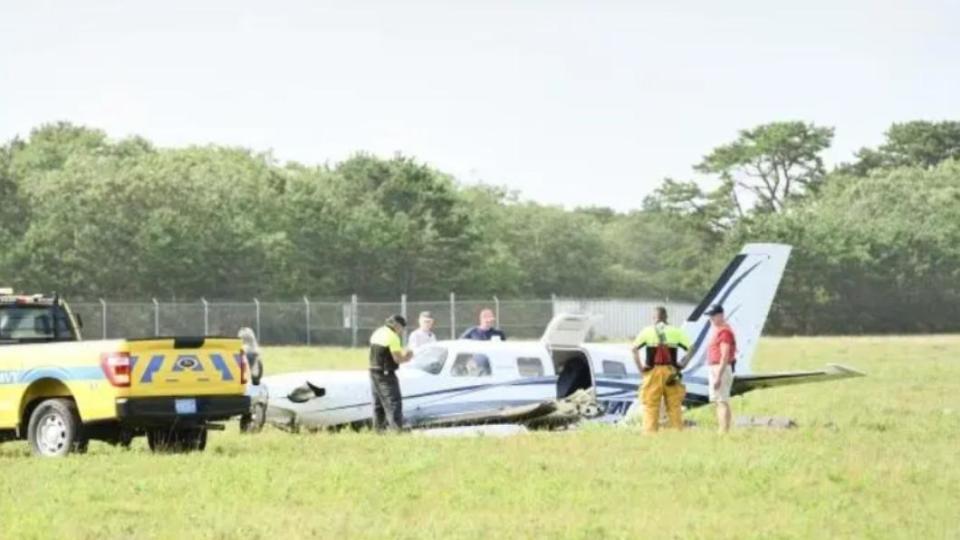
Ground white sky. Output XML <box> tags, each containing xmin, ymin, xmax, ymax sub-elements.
<box><xmin>2</xmin><ymin>0</ymin><xmax>959</xmax><ymax>210</ymax></box>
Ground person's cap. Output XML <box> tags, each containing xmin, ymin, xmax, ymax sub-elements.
<box><xmin>386</xmin><ymin>314</ymin><xmax>408</xmax><ymax>327</ymax></box>
<box><xmin>704</xmin><ymin>304</ymin><xmax>724</xmax><ymax>316</ymax></box>
<box><xmin>418</xmin><ymin>311</ymin><xmax>434</xmax><ymax>321</ymax></box>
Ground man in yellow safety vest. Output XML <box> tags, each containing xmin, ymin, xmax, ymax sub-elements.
<box><xmin>631</xmin><ymin>306</ymin><xmax>692</xmax><ymax>433</ymax></box>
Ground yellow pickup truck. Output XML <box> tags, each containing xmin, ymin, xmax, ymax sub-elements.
<box><xmin>0</xmin><ymin>290</ymin><xmax>250</xmax><ymax>457</ymax></box>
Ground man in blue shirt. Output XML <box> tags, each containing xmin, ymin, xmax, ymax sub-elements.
<box><xmin>460</xmin><ymin>308</ymin><xmax>507</xmax><ymax>341</ymax></box>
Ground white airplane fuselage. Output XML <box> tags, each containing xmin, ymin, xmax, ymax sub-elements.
<box><xmin>260</xmin><ymin>340</ymin><xmax>642</xmax><ymax>429</ymax></box>
<box><xmin>251</xmin><ymin>244</ymin><xmax>864</xmax><ymax>432</ymax></box>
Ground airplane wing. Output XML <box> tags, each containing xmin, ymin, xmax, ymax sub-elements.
<box><xmin>412</xmin><ymin>388</ymin><xmax>601</xmax><ymax>429</ymax></box>
<box><xmin>412</xmin><ymin>401</ymin><xmax>559</xmax><ymax>429</ymax></box>
<box><xmin>732</xmin><ymin>364</ymin><xmax>865</xmax><ymax>396</ymax></box>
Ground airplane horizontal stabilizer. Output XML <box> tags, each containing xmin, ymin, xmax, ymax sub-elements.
<box><xmin>731</xmin><ymin>364</ymin><xmax>865</xmax><ymax>396</ymax></box>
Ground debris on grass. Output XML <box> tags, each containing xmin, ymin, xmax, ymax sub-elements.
<box><xmin>734</xmin><ymin>416</ymin><xmax>798</xmax><ymax>429</ymax></box>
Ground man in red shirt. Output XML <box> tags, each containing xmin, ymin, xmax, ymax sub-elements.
<box><xmin>705</xmin><ymin>305</ymin><xmax>737</xmax><ymax>433</ymax></box>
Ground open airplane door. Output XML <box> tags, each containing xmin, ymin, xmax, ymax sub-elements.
<box><xmin>541</xmin><ymin>313</ymin><xmax>600</xmax><ymax>416</ymax></box>
<box><xmin>540</xmin><ymin>313</ymin><xmax>594</xmax><ymax>349</ymax></box>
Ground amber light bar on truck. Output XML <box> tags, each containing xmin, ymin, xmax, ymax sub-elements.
<box><xmin>0</xmin><ymin>294</ymin><xmax>56</xmax><ymax>306</ymax></box>
<box><xmin>100</xmin><ymin>352</ymin><xmax>132</xmax><ymax>387</ymax></box>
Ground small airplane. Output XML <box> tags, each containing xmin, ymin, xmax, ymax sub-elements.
<box><xmin>246</xmin><ymin>243</ymin><xmax>863</xmax><ymax>432</ymax></box>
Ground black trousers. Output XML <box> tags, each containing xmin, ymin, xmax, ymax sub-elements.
<box><xmin>370</xmin><ymin>370</ymin><xmax>403</xmax><ymax>432</ymax></box>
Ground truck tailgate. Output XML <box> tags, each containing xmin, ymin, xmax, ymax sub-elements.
<box><xmin>126</xmin><ymin>337</ymin><xmax>245</xmax><ymax>397</ymax></box>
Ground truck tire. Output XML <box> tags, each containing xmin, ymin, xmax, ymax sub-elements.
<box><xmin>117</xmin><ymin>430</ymin><xmax>134</xmax><ymax>450</ymax></box>
<box><xmin>27</xmin><ymin>398</ymin><xmax>86</xmax><ymax>457</ymax></box>
<box><xmin>147</xmin><ymin>427</ymin><xmax>208</xmax><ymax>453</ymax></box>
<box><xmin>240</xmin><ymin>402</ymin><xmax>266</xmax><ymax>433</ymax></box>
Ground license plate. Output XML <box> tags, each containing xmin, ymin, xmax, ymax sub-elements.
<box><xmin>175</xmin><ymin>398</ymin><xmax>197</xmax><ymax>415</ymax></box>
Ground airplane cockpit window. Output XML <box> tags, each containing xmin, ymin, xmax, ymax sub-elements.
<box><xmin>451</xmin><ymin>353</ymin><xmax>492</xmax><ymax>377</ymax></box>
<box><xmin>602</xmin><ymin>360</ymin><xmax>627</xmax><ymax>378</ymax></box>
<box><xmin>409</xmin><ymin>347</ymin><xmax>448</xmax><ymax>375</ymax></box>
<box><xmin>517</xmin><ymin>357</ymin><xmax>544</xmax><ymax>377</ymax></box>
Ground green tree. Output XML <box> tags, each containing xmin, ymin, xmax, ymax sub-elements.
<box><xmin>696</xmin><ymin>122</ymin><xmax>834</xmax><ymax>214</ymax></box>
<box><xmin>749</xmin><ymin>160</ymin><xmax>960</xmax><ymax>334</ymax></box>
<box><xmin>843</xmin><ymin>121</ymin><xmax>960</xmax><ymax>176</ymax></box>
<box><xmin>457</xmin><ymin>188</ymin><xmax>612</xmax><ymax>297</ymax></box>
<box><xmin>453</xmin><ymin>185</ymin><xmax>527</xmax><ymax>296</ymax></box>
<box><xmin>508</xmin><ymin>204</ymin><xmax>611</xmax><ymax>297</ymax></box>
<box><xmin>10</xmin><ymin>143</ymin><xmax>291</xmax><ymax>299</ymax></box>
<box><xmin>0</xmin><ymin>142</ymin><xmax>25</xmax><ymax>238</ymax></box>
<box><xmin>323</xmin><ymin>154</ymin><xmax>479</xmax><ymax>297</ymax></box>
<box><xmin>5</xmin><ymin>119</ymin><xmax>960</xmax><ymax>338</ymax></box>
<box><xmin>602</xmin><ymin>209</ymin><xmax>724</xmax><ymax>300</ymax></box>
<box><xmin>9</xmin><ymin>122</ymin><xmax>111</xmax><ymax>175</ymax></box>
<box><xmin>0</xmin><ymin>142</ymin><xmax>25</xmax><ymax>283</ymax></box>
<box><xmin>642</xmin><ymin>177</ymin><xmax>739</xmax><ymax>233</ymax></box>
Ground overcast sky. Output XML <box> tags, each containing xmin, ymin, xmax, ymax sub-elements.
<box><xmin>2</xmin><ymin>0</ymin><xmax>958</xmax><ymax>210</ymax></box>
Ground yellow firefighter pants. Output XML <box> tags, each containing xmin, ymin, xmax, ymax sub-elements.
<box><xmin>640</xmin><ymin>365</ymin><xmax>685</xmax><ymax>433</ymax></box>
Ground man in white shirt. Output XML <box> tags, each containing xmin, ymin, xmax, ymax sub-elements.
<box><xmin>407</xmin><ymin>311</ymin><xmax>437</xmax><ymax>349</ymax></box>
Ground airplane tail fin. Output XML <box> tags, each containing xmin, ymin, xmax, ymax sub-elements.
<box><xmin>682</xmin><ymin>243</ymin><xmax>792</xmax><ymax>378</ymax></box>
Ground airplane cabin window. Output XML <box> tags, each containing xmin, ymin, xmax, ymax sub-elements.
<box><xmin>451</xmin><ymin>353</ymin><xmax>492</xmax><ymax>377</ymax></box>
<box><xmin>517</xmin><ymin>357</ymin><xmax>544</xmax><ymax>377</ymax></box>
<box><xmin>602</xmin><ymin>360</ymin><xmax>627</xmax><ymax>378</ymax></box>
<box><xmin>409</xmin><ymin>347</ymin><xmax>448</xmax><ymax>375</ymax></box>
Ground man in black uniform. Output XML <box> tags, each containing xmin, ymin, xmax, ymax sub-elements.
<box><xmin>369</xmin><ymin>314</ymin><xmax>413</xmax><ymax>432</ymax></box>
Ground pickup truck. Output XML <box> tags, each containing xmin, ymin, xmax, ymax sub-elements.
<box><xmin>0</xmin><ymin>290</ymin><xmax>250</xmax><ymax>457</ymax></box>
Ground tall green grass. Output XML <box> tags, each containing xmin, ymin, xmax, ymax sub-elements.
<box><xmin>1</xmin><ymin>336</ymin><xmax>958</xmax><ymax>539</ymax></box>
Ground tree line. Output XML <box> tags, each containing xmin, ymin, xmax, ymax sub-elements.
<box><xmin>1</xmin><ymin>120</ymin><xmax>959</xmax><ymax>334</ymax></box>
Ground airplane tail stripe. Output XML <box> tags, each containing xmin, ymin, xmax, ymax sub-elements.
<box><xmin>687</xmin><ymin>254</ymin><xmax>747</xmax><ymax>322</ymax></box>
<box><xmin>684</xmin><ymin>261</ymin><xmax>763</xmax><ymax>373</ymax></box>
<box><xmin>682</xmin><ymin>244</ymin><xmax>792</xmax><ymax>379</ymax></box>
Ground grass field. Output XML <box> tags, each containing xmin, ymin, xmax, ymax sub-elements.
<box><xmin>1</xmin><ymin>336</ymin><xmax>959</xmax><ymax>539</ymax></box>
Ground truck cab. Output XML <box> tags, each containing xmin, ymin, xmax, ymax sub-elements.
<box><xmin>0</xmin><ymin>291</ymin><xmax>81</xmax><ymax>344</ymax></box>
<box><xmin>0</xmin><ymin>289</ymin><xmax>250</xmax><ymax>457</ymax></box>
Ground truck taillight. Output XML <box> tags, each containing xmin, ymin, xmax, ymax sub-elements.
<box><xmin>100</xmin><ymin>352</ymin><xmax>132</xmax><ymax>387</ymax></box>
<box><xmin>239</xmin><ymin>352</ymin><xmax>249</xmax><ymax>385</ymax></box>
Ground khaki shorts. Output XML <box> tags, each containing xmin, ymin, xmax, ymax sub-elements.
<box><xmin>708</xmin><ymin>364</ymin><xmax>733</xmax><ymax>403</ymax></box>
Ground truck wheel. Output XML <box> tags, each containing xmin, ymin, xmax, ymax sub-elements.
<box><xmin>240</xmin><ymin>402</ymin><xmax>266</xmax><ymax>433</ymax></box>
<box><xmin>27</xmin><ymin>398</ymin><xmax>85</xmax><ymax>457</ymax></box>
<box><xmin>117</xmin><ymin>430</ymin><xmax>134</xmax><ymax>450</ymax></box>
<box><xmin>185</xmin><ymin>428</ymin><xmax>207</xmax><ymax>451</ymax></box>
<box><xmin>147</xmin><ymin>428</ymin><xmax>208</xmax><ymax>453</ymax></box>
<box><xmin>74</xmin><ymin>439</ymin><xmax>89</xmax><ymax>454</ymax></box>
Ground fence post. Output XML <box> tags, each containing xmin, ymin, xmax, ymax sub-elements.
<box><xmin>253</xmin><ymin>298</ymin><xmax>261</xmax><ymax>339</ymax></box>
<box><xmin>201</xmin><ymin>298</ymin><xmax>209</xmax><ymax>336</ymax></box>
<box><xmin>99</xmin><ymin>298</ymin><xmax>107</xmax><ymax>339</ymax></box>
<box><xmin>304</xmin><ymin>296</ymin><xmax>311</xmax><ymax>346</ymax></box>
<box><xmin>351</xmin><ymin>294</ymin><xmax>359</xmax><ymax>347</ymax></box>
<box><xmin>493</xmin><ymin>295</ymin><xmax>500</xmax><ymax>325</ymax></box>
<box><xmin>449</xmin><ymin>292</ymin><xmax>456</xmax><ymax>339</ymax></box>
<box><xmin>152</xmin><ymin>298</ymin><xmax>159</xmax><ymax>336</ymax></box>
<box><xmin>401</xmin><ymin>293</ymin><xmax>407</xmax><ymax>319</ymax></box>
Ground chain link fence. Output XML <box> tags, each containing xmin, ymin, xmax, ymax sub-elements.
<box><xmin>70</xmin><ymin>296</ymin><xmax>696</xmax><ymax>346</ymax></box>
